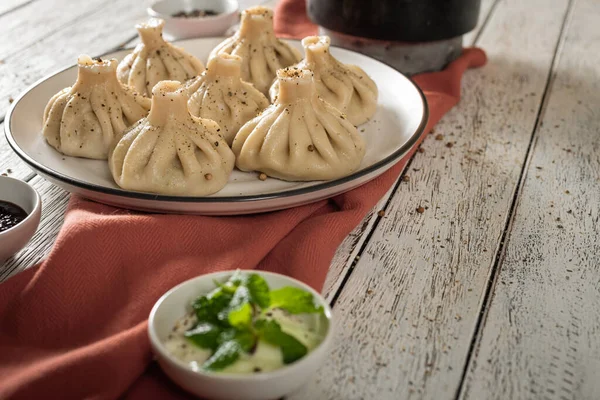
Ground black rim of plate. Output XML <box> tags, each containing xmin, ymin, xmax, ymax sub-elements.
<box><xmin>4</xmin><ymin>39</ymin><xmax>429</xmax><ymax>204</ymax></box>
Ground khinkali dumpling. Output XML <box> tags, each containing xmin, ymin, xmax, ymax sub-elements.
<box><xmin>117</xmin><ymin>18</ymin><xmax>205</xmax><ymax>97</ymax></box>
<box><xmin>208</xmin><ymin>6</ymin><xmax>301</xmax><ymax>95</ymax></box>
<box><xmin>43</xmin><ymin>55</ymin><xmax>150</xmax><ymax>160</ymax></box>
<box><xmin>269</xmin><ymin>36</ymin><xmax>378</xmax><ymax>126</ymax></box>
<box><xmin>232</xmin><ymin>69</ymin><xmax>366</xmax><ymax>181</ymax></box>
<box><xmin>187</xmin><ymin>54</ymin><xmax>270</xmax><ymax>145</ymax></box>
<box><xmin>109</xmin><ymin>81</ymin><xmax>235</xmax><ymax>196</ymax></box>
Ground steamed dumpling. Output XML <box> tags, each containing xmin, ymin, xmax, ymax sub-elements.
<box><xmin>187</xmin><ymin>54</ymin><xmax>270</xmax><ymax>145</ymax></box>
<box><xmin>117</xmin><ymin>18</ymin><xmax>205</xmax><ymax>97</ymax></box>
<box><xmin>269</xmin><ymin>36</ymin><xmax>378</xmax><ymax>126</ymax></box>
<box><xmin>208</xmin><ymin>6</ymin><xmax>301</xmax><ymax>95</ymax></box>
<box><xmin>232</xmin><ymin>69</ymin><xmax>366</xmax><ymax>181</ymax></box>
<box><xmin>42</xmin><ymin>55</ymin><xmax>150</xmax><ymax>160</ymax></box>
<box><xmin>109</xmin><ymin>81</ymin><xmax>235</xmax><ymax>196</ymax></box>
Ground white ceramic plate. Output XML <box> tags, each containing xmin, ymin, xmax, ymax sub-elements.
<box><xmin>5</xmin><ymin>38</ymin><xmax>428</xmax><ymax>215</ymax></box>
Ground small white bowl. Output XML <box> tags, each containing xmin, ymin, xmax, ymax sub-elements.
<box><xmin>0</xmin><ymin>176</ymin><xmax>41</xmax><ymax>262</ymax></box>
<box><xmin>148</xmin><ymin>270</ymin><xmax>334</xmax><ymax>400</ymax></box>
<box><xmin>148</xmin><ymin>0</ymin><xmax>239</xmax><ymax>39</ymax></box>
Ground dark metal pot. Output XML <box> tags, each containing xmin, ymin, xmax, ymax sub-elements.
<box><xmin>307</xmin><ymin>0</ymin><xmax>482</xmax><ymax>74</ymax></box>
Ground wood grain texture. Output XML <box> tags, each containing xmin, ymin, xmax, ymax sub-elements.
<box><xmin>289</xmin><ymin>0</ymin><xmax>571</xmax><ymax>398</ymax></box>
<box><xmin>0</xmin><ymin>0</ymin><xmax>109</xmax><ymax>59</ymax></box>
<box><xmin>0</xmin><ymin>0</ymin><xmax>35</xmax><ymax>18</ymax></box>
<box><xmin>460</xmin><ymin>0</ymin><xmax>600</xmax><ymax>398</ymax></box>
<box><xmin>323</xmin><ymin>186</ymin><xmax>395</xmax><ymax>301</ymax></box>
<box><xmin>321</xmin><ymin>0</ymin><xmax>499</xmax><ymax>303</ymax></box>
<box><xmin>0</xmin><ymin>175</ymin><xmax>69</xmax><ymax>282</ymax></box>
<box><xmin>0</xmin><ymin>0</ymin><xmax>150</xmax><ymax>118</ymax></box>
<box><xmin>0</xmin><ymin>122</ymin><xmax>34</xmax><ymax>180</ymax></box>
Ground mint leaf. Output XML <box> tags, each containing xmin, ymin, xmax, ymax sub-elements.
<box><xmin>218</xmin><ymin>328</ymin><xmax>256</xmax><ymax>353</ymax></box>
<box><xmin>202</xmin><ymin>340</ymin><xmax>241</xmax><ymax>371</ymax></box>
<box><xmin>185</xmin><ymin>322</ymin><xmax>221</xmax><ymax>350</ymax></box>
<box><xmin>246</xmin><ymin>273</ymin><xmax>270</xmax><ymax>309</ymax></box>
<box><xmin>192</xmin><ymin>289</ymin><xmax>233</xmax><ymax>326</ymax></box>
<box><xmin>255</xmin><ymin>319</ymin><xmax>307</xmax><ymax>364</ymax></box>
<box><xmin>269</xmin><ymin>287</ymin><xmax>323</xmax><ymax>314</ymax></box>
<box><xmin>235</xmin><ymin>330</ymin><xmax>256</xmax><ymax>353</ymax></box>
<box><xmin>219</xmin><ymin>286</ymin><xmax>252</xmax><ymax>326</ymax></box>
<box><xmin>228</xmin><ymin>302</ymin><xmax>252</xmax><ymax>328</ymax></box>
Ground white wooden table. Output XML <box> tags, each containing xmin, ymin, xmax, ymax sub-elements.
<box><xmin>2</xmin><ymin>0</ymin><xmax>599</xmax><ymax>398</ymax></box>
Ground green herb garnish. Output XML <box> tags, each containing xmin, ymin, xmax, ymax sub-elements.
<box><xmin>269</xmin><ymin>287</ymin><xmax>324</xmax><ymax>315</ymax></box>
<box><xmin>184</xmin><ymin>271</ymin><xmax>323</xmax><ymax>371</ymax></box>
<box><xmin>255</xmin><ymin>319</ymin><xmax>308</xmax><ymax>364</ymax></box>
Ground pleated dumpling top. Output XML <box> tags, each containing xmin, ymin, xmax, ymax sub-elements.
<box><xmin>117</xmin><ymin>18</ymin><xmax>205</xmax><ymax>97</ymax></box>
<box><xmin>208</xmin><ymin>6</ymin><xmax>301</xmax><ymax>95</ymax></box>
<box><xmin>232</xmin><ymin>68</ymin><xmax>366</xmax><ymax>181</ymax></box>
<box><xmin>42</xmin><ymin>55</ymin><xmax>150</xmax><ymax>160</ymax></box>
<box><xmin>109</xmin><ymin>81</ymin><xmax>235</xmax><ymax>196</ymax></box>
<box><xmin>269</xmin><ymin>36</ymin><xmax>378</xmax><ymax>126</ymax></box>
<box><xmin>187</xmin><ymin>54</ymin><xmax>270</xmax><ymax>145</ymax></box>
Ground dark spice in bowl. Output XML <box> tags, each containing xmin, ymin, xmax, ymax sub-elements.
<box><xmin>0</xmin><ymin>200</ymin><xmax>27</xmax><ymax>233</ymax></box>
<box><xmin>172</xmin><ymin>9</ymin><xmax>218</xmax><ymax>18</ymax></box>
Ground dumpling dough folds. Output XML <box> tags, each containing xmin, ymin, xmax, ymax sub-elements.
<box><xmin>232</xmin><ymin>69</ymin><xmax>366</xmax><ymax>181</ymax></box>
<box><xmin>42</xmin><ymin>55</ymin><xmax>150</xmax><ymax>160</ymax></box>
<box><xmin>208</xmin><ymin>6</ymin><xmax>301</xmax><ymax>95</ymax></box>
<box><xmin>270</xmin><ymin>36</ymin><xmax>378</xmax><ymax>126</ymax></box>
<box><xmin>187</xmin><ymin>54</ymin><xmax>270</xmax><ymax>145</ymax></box>
<box><xmin>109</xmin><ymin>81</ymin><xmax>235</xmax><ymax>196</ymax></box>
<box><xmin>117</xmin><ymin>18</ymin><xmax>205</xmax><ymax>97</ymax></box>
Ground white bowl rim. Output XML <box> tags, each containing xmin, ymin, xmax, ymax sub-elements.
<box><xmin>148</xmin><ymin>0</ymin><xmax>240</xmax><ymax>20</ymax></box>
<box><xmin>148</xmin><ymin>269</ymin><xmax>334</xmax><ymax>381</ymax></box>
<box><xmin>0</xmin><ymin>175</ymin><xmax>41</xmax><ymax>238</ymax></box>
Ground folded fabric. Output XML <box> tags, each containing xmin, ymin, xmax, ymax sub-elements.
<box><xmin>0</xmin><ymin>0</ymin><xmax>486</xmax><ymax>398</ymax></box>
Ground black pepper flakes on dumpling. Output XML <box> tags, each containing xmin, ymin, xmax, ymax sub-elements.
<box><xmin>270</xmin><ymin>36</ymin><xmax>378</xmax><ymax>126</ymax></box>
<box><xmin>186</xmin><ymin>54</ymin><xmax>269</xmax><ymax>145</ymax></box>
<box><xmin>109</xmin><ymin>81</ymin><xmax>234</xmax><ymax>196</ymax></box>
<box><xmin>208</xmin><ymin>6</ymin><xmax>301</xmax><ymax>95</ymax></box>
<box><xmin>232</xmin><ymin>69</ymin><xmax>365</xmax><ymax>181</ymax></box>
<box><xmin>43</xmin><ymin>55</ymin><xmax>150</xmax><ymax>160</ymax></box>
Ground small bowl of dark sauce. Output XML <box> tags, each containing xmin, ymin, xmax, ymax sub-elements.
<box><xmin>172</xmin><ymin>9</ymin><xmax>219</xmax><ymax>18</ymax></box>
<box><xmin>148</xmin><ymin>0</ymin><xmax>239</xmax><ymax>39</ymax></box>
<box><xmin>0</xmin><ymin>176</ymin><xmax>41</xmax><ymax>262</ymax></box>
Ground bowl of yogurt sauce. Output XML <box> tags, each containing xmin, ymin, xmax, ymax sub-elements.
<box><xmin>148</xmin><ymin>270</ymin><xmax>334</xmax><ymax>400</ymax></box>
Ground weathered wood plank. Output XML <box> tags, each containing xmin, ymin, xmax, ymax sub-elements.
<box><xmin>0</xmin><ymin>0</ymin><xmax>98</xmax><ymax>58</ymax></box>
<box><xmin>0</xmin><ymin>0</ymin><xmax>34</xmax><ymax>18</ymax></box>
<box><xmin>460</xmin><ymin>0</ymin><xmax>600</xmax><ymax>398</ymax></box>
<box><xmin>0</xmin><ymin>0</ymin><xmax>130</xmax><ymax>60</ymax></box>
<box><xmin>0</xmin><ymin>122</ymin><xmax>34</xmax><ymax>180</ymax></box>
<box><xmin>322</xmin><ymin>0</ymin><xmax>500</xmax><ymax>303</ymax></box>
<box><xmin>0</xmin><ymin>175</ymin><xmax>69</xmax><ymax>282</ymax></box>
<box><xmin>290</xmin><ymin>0</ymin><xmax>571</xmax><ymax>398</ymax></box>
<box><xmin>0</xmin><ymin>0</ymin><xmax>150</xmax><ymax>118</ymax></box>
<box><xmin>323</xmin><ymin>188</ymin><xmax>393</xmax><ymax>302</ymax></box>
